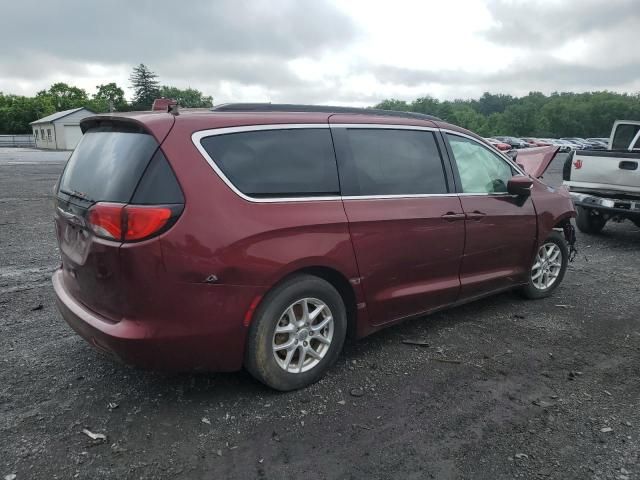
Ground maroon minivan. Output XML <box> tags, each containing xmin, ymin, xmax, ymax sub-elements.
<box><xmin>52</xmin><ymin>104</ymin><xmax>576</xmax><ymax>390</ymax></box>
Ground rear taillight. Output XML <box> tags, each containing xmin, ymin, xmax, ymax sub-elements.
<box><xmin>87</xmin><ymin>202</ymin><xmax>179</xmax><ymax>242</ymax></box>
<box><xmin>88</xmin><ymin>203</ymin><xmax>124</xmax><ymax>240</ymax></box>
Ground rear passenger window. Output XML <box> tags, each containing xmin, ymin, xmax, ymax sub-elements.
<box><xmin>200</xmin><ymin>129</ymin><xmax>339</xmax><ymax>197</ymax></box>
<box><xmin>336</xmin><ymin>129</ymin><xmax>448</xmax><ymax>196</ymax></box>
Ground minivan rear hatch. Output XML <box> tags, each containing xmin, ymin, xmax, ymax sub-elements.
<box><xmin>54</xmin><ymin>119</ymin><xmax>183</xmax><ymax>322</ymax></box>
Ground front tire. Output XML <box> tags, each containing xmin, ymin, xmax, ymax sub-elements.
<box><xmin>245</xmin><ymin>274</ymin><xmax>347</xmax><ymax>391</ymax></box>
<box><xmin>520</xmin><ymin>232</ymin><xmax>569</xmax><ymax>299</ymax></box>
<box><xmin>576</xmin><ymin>206</ymin><xmax>607</xmax><ymax>234</ymax></box>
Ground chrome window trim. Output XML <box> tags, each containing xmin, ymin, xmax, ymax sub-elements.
<box><xmin>191</xmin><ymin>123</ymin><xmax>518</xmax><ymax>203</ymax></box>
<box><xmin>441</xmin><ymin>128</ymin><xmax>527</xmax><ymax>176</ymax></box>
<box><xmin>331</xmin><ymin>123</ymin><xmax>436</xmax><ymax>132</ymax></box>
<box><xmin>342</xmin><ymin>193</ymin><xmax>458</xmax><ymax>200</ymax></box>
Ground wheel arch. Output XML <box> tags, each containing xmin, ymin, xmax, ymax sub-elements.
<box><xmin>249</xmin><ymin>265</ymin><xmax>360</xmax><ymax>340</ymax></box>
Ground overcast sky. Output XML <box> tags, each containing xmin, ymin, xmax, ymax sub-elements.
<box><xmin>1</xmin><ymin>0</ymin><xmax>638</xmax><ymax>106</ymax></box>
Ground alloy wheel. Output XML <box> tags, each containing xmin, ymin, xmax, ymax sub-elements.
<box><xmin>531</xmin><ymin>242</ymin><xmax>563</xmax><ymax>290</ymax></box>
<box><xmin>272</xmin><ymin>298</ymin><xmax>334</xmax><ymax>373</ymax></box>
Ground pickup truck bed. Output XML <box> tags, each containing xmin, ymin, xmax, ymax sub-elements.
<box><xmin>563</xmin><ymin>148</ymin><xmax>640</xmax><ymax>233</ymax></box>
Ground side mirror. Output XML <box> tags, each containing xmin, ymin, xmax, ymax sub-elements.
<box><xmin>507</xmin><ymin>150</ymin><xmax>518</xmax><ymax>160</ymax></box>
<box><xmin>507</xmin><ymin>175</ymin><xmax>533</xmax><ymax>196</ymax></box>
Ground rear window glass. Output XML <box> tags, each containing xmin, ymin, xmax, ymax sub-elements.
<box><xmin>200</xmin><ymin>129</ymin><xmax>339</xmax><ymax>197</ymax></box>
<box><xmin>59</xmin><ymin>127</ymin><xmax>158</xmax><ymax>203</ymax></box>
<box><xmin>612</xmin><ymin>124</ymin><xmax>640</xmax><ymax>150</ymax></box>
<box><xmin>131</xmin><ymin>150</ymin><xmax>184</xmax><ymax>204</ymax></box>
<box><xmin>337</xmin><ymin>129</ymin><xmax>448</xmax><ymax>196</ymax></box>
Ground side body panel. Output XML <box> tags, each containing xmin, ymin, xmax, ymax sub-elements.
<box><xmin>328</xmin><ymin>116</ymin><xmax>464</xmax><ymax>327</ymax></box>
<box><xmin>457</xmin><ymin>195</ymin><xmax>537</xmax><ymax>296</ymax></box>
<box><xmin>565</xmin><ymin>150</ymin><xmax>640</xmax><ymax>195</ymax></box>
<box><xmin>341</xmin><ymin>196</ymin><xmax>465</xmax><ymax>325</ymax></box>
<box><xmin>157</xmin><ymin>115</ymin><xmax>367</xmax><ymax>365</ymax></box>
<box><xmin>438</xmin><ymin>125</ymin><xmax>539</xmax><ymax>297</ymax></box>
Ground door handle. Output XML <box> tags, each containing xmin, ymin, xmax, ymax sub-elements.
<box><xmin>441</xmin><ymin>212</ymin><xmax>466</xmax><ymax>222</ymax></box>
<box><xmin>619</xmin><ymin>160</ymin><xmax>638</xmax><ymax>171</ymax></box>
<box><xmin>466</xmin><ymin>210</ymin><xmax>486</xmax><ymax>221</ymax></box>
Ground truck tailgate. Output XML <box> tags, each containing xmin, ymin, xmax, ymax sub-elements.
<box><xmin>564</xmin><ymin>150</ymin><xmax>640</xmax><ymax>195</ymax></box>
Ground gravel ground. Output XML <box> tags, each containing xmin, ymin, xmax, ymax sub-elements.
<box><xmin>1</xmin><ymin>147</ymin><xmax>638</xmax><ymax>480</ymax></box>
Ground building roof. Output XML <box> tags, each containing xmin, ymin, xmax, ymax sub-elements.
<box><xmin>30</xmin><ymin>107</ymin><xmax>94</xmax><ymax>125</ymax></box>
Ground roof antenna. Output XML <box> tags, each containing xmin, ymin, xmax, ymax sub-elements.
<box><xmin>168</xmin><ymin>103</ymin><xmax>180</xmax><ymax>116</ymax></box>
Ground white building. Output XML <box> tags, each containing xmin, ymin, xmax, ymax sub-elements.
<box><xmin>30</xmin><ymin>107</ymin><xmax>95</xmax><ymax>150</ymax></box>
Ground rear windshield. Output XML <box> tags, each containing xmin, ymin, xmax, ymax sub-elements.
<box><xmin>58</xmin><ymin>126</ymin><xmax>159</xmax><ymax>203</ymax></box>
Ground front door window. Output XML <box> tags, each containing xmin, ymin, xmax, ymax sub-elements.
<box><xmin>447</xmin><ymin>134</ymin><xmax>513</xmax><ymax>193</ymax></box>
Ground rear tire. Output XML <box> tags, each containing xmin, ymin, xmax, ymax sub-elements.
<box><xmin>520</xmin><ymin>232</ymin><xmax>569</xmax><ymax>299</ymax></box>
<box><xmin>575</xmin><ymin>206</ymin><xmax>607</xmax><ymax>234</ymax></box>
<box><xmin>245</xmin><ymin>274</ymin><xmax>347</xmax><ymax>391</ymax></box>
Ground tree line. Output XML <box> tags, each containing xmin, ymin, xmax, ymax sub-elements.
<box><xmin>0</xmin><ymin>64</ymin><xmax>212</xmax><ymax>134</ymax></box>
<box><xmin>2</xmin><ymin>62</ymin><xmax>639</xmax><ymax>137</ymax></box>
<box><xmin>375</xmin><ymin>91</ymin><xmax>640</xmax><ymax>138</ymax></box>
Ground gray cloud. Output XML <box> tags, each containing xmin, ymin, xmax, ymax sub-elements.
<box><xmin>1</xmin><ymin>0</ymin><xmax>639</xmax><ymax>104</ymax></box>
<box><xmin>484</xmin><ymin>0</ymin><xmax>640</xmax><ymax>48</ymax></box>
<box><xmin>159</xmin><ymin>54</ymin><xmax>306</xmax><ymax>89</ymax></box>
<box><xmin>0</xmin><ymin>0</ymin><xmax>357</xmax><ymax>97</ymax></box>
<box><xmin>0</xmin><ymin>0</ymin><xmax>356</xmax><ymax>64</ymax></box>
<box><xmin>370</xmin><ymin>58</ymin><xmax>640</xmax><ymax>92</ymax></box>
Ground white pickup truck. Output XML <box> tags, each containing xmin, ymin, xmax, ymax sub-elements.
<box><xmin>563</xmin><ymin>120</ymin><xmax>640</xmax><ymax>233</ymax></box>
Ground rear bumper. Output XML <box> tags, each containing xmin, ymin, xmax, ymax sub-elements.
<box><xmin>52</xmin><ymin>269</ymin><xmax>257</xmax><ymax>372</ymax></box>
<box><xmin>570</xmin><ymin>192</ymin><xmax>640</xmax><ymax>219</ymax></box>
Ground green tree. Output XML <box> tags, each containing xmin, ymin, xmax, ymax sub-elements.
<box><xmin>157</xmin><ymin>85</ymin><xmax>213</xmax><ymax>108</ymax></box>
<box><xmin>90</xmin><ymin>82</ymin><xmax>127</xmax><ymax>112</ymax></box>
<box><xmin>0</xmin><ymin>93</ymin><xmax>55</xmax><ymax>133</ymax></box>
<box><xmin>410</xmin><ymin>96</ymin><xmax>441</xmax><ymax>116</ymax></box>
<box><xmin>36</xmin><ymin>82</ymin><xmax>88</xmax><ymax>111</ymax></box>
<box><xmin>450</xmin><ymin>104</ymin><xmax>489</xmax><ymax>135</ymax></box>
<box><xmin>374</xmin><ymin>91</ymin><xmax>640</xmax><ymax>138</ymax></box>
<box><xmin>129</xmin><ymin>64</ymin><xmax>160</xmax><ymax>109</ymax></box>
<box><xmin>474</xmin><ymin>92</ymin><xmax>516</xmax><ymax>116</ymax></box>
<box><xmin>374</xmin><ymin>98</ymin><xmax>410</xmax><ymax>111</ymax></box>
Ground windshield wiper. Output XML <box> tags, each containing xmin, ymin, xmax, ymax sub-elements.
<box><xmin>59</xmin><ymin>188</ymin><xmax>95</xmax><ymax>203</ymax></box>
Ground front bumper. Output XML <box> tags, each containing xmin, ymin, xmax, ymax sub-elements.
<box><xmin>52</xmin><ymin>269</ymin><xmax>256</xmax><ymax>372</ymax></box>
<box><xmin>570</xmin><ymin>192</ymin><xmax>640</xmax><ymax>218</ymax></box>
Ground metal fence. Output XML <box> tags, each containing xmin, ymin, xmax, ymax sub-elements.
<box><xmin>0</xmin><ymin>135</ymin><xmax>36</xmax><ymax>148</ymax></box>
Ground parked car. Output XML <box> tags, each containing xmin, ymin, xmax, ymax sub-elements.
<box><xmin>52</xmin><ymin>104</ymin><xmax>576</xmax><ymax>391</ymax></box>
<box><xmin>521</xmin><ymin>137</ymin><xmax>552</xmax><ymax>147</ymax></box>
<box><xmin>561</xmin><ymin>137</ymin><xmax>605</xmax><ymax>150</ymax></box>
<box><xmin>560</xmin><ymin>138</ymin><xmax>588</xmax><ymax>148</ymax></box>
<box><xmin>494</xmin><ymin>136</ymin><xmax>530</xmax><ymax>149</ymax></box>
<box><xmin>585</xmin><ymin>138</ymin><xmax>609</xmax><ymax>149</ymax></box>
<box><xmin>484</xmin><ymin>137</ymin><xmax>512</xmax><ymax>151</ymax></box>
<box><xmin>541</xmin><ymin>139</ymin><xmax>573</xmax><ymax>153</ymax></box>
<box><xmin>563</xmin><ymin>120</ymin><xmax>640</xmax><ymax>234</ymax></box>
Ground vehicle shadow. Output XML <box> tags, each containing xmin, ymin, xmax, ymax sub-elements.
<box><xmin>580</xmin><ymin>221</ymin><xmax>640</xmax><ymax>249</ymax></box>
<box><xmin>92</xmin><ymin>288</ymin><xmax>528</xmax><ymax>399</ymax></box>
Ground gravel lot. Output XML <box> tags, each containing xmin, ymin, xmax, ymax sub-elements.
<box><xmin>1</xmin><ymin>147</ymin><xmax>639</xmax><ymax>480</ymax></box>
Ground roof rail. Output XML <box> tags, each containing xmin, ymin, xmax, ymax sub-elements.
<box><xmin>211</xmin><ymin>103</ymin><xmax>441</xmax><ymax>122</ymax></box>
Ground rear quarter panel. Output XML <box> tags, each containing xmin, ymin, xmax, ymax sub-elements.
<box><xmin>157</xmin><ymin>115</ymin><xmax>368</xmax><ymax>332</ymax></box>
